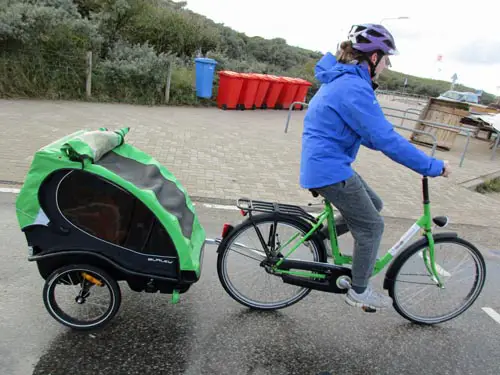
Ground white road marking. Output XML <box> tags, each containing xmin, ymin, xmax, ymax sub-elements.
<box><xmin>199</xmin><ymin>203</ymin><xmax>239</xmax><ymax>211</ymax></box>
<box><xmin>0</xmin><ymin>187</ymin><xmax>20</xmax><ymax>194</ymax></box>
<box><xmin>482</xmin><ymin>307</ymin><xmax>500</xmax><ymax>325</ymax></box>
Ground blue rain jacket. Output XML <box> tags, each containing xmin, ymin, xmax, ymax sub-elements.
<box><xmin>299</xmin><ymin>52</ymin><xmax>444</xmax><ymax>189</ymax></box>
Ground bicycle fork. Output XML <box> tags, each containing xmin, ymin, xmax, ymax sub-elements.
<box><xmin>422</xmin><ymin>233</ymin><xmax>444</xmax><ymax>288</ymax></box>
<box><xmin>420</xmin><ymin>177</ymin><xmax>445</xmax><ymax>288</ymax></box>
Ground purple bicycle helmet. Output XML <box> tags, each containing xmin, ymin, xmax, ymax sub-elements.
<box><xmin>347</xmin><ymin>24</ymin><xmax>398</xmax><ymax>56</ymax></box>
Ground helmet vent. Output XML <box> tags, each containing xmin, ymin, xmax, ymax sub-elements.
<box><xmin>383</xmin><ymin>40</ymin><xmax>395</xmax><ymax>49</ymax></box>
<box><xmin>357</xmin><ymin>35</ymin><xmax>371</xmax><ymax>44</ymax></box>
<box><xmin>366</xmin><ymin>29</ymin><xmax>384</xmax><ymax>38</ymax></box>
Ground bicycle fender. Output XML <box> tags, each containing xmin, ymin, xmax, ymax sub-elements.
<box><xmin>382</xmin><ymin>232</ymin><xmax>458</xmax><ymax>290</ymax></box>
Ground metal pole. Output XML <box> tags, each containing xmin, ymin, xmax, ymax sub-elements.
<box><xmin>491</xmin><ymin>132</ymin><xmax>500</xmax><ymax>160</ymax></box>
<box><xmin>380</xmin><ymin>16</ymin><xmax>409</xmax><ymax>24</ymax></box>
<box><xmin>415</xmin><ymin>118</ymin><xmax>472</xmax><ymax>167</ymax></box>
<box><xmin>460</xmin><ymin>133</ymin><xmax>471</xmax><ymax>167</ymax></box>
<box><xmin>382</xmin><ymin>106</ymin><xmax>420</xmax><ymax>115</ymax></box>
<box><xmin>384</xmin><ymin>112</ymin><xmax>473</xmax><ymax>167</ymax></box>
<box><xmin>284</xmin><ymin>105</ymin><xmax>438</xmax><ymax>157</ymax></box>
<box><xmin>165</xmin><ymin>61</ymin><xmax>172</xmax><ymax>104</ymax></box>
<box><xmin>401</xmin><ymin>107</ymin><xmax>422</xmax><ymax>125</ymax></box>
<box><xmin>392</xmin><ymin>124</ymin><xmax>437</xmax><ymax>157</ymax></box>
<box><xmin>284</xmin><ymin>101</ymin><xmax>308</xmax><ymax>133</ymax></box>
<box><xmin>407</xmin><ymin>108</ymin><xmax>422</xmax><ymax>115</ymax></box>
<box><xmin>86</xmin><ymin>51</ymin><xmax>92</xmax><ymax>98</ymax></box>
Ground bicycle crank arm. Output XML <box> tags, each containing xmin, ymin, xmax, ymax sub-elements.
<box><xmin>281</xmin><ymin>274</ymin><xmax>348</xmax><ymax>293</ymax></box>
<box><xmin>275</xmin><ymin>259</ymin><xmax>350</xmax><ymax>274</ymax></box>
<box><xmin>276</xmin><ymin>259</ymin><xmax>352</xmax><ymax>294</ymax></box>
<box><xmin>280</xmin><ymin>271</ymin><xmax>352</xmax><ymax>295</ymax></box>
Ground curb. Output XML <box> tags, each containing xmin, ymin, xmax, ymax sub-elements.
<box><xmin>0</xmin><ymin>180</ymin><xmax>23</xmax><ymax>186</ymax></box>
<box><xmin>459</xmin><ymin>170</ymin><xmax>500</xmax><ymax>190</ymax></box>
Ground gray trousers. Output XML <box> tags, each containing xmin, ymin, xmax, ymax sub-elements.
<box><xmin>315</xmin><ymin>172</ymin><xmax>384</xmax><ymax>289</ymax></box>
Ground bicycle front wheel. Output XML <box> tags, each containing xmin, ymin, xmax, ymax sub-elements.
<box><xmin>216</xmin><ymin>213</ymin><xmax>327</xmax><ymax>310</ymax></box>
<box><xmin>387</xmin><ymin>236</ymin><xmax>486</xmax><ymax>325</ymax></box>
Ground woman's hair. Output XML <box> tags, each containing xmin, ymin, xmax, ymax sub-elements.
<box><xmin>336</xmin><ymin>40</ymin><xmax>367</xmax><ymax>63</ymax></box>
<box><xmin>336</xmin><ymin>40</ymin><xmax>384</xmax><ymax>66</ymax></box>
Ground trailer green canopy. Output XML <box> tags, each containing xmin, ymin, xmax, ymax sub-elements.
<box><xmin>16</xmin><ymin>127</ymin><xmax>206</xmax><ymax>274</ymax></box>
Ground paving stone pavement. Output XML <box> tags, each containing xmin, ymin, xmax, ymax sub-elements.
<box><xmin>1</xmin><ymin>98</ymin><xmax>499</xmax><ymax>228</ymax></box>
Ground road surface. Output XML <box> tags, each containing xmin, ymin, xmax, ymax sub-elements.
<box><xmin>1</xmin><ymin>192</ymin><xmax>499</xmax><ymax>375</ymax></box>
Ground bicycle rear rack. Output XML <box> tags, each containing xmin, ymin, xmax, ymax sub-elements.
<box><xmin>236</xmin><ymin>198</ymin><xmax>318</xmax><ymax>223</ymax></box>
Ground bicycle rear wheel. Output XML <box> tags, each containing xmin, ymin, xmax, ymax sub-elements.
<box><xmin>386</xmin><ymin>236</ymin><xmax>486</xmax><ymax>325</ymax></box>
<box><xmin>216</xmin><ymin>213</ymin><xmax>327</xmax><ymax>310</ymax></box>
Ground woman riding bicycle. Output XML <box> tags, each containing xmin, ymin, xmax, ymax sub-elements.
<box><xmin>299</xmin><ymin>23</ymin><xmax>451</xmax><ymax>310</ymax></box>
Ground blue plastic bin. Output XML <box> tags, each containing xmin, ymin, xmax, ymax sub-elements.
<box><xmin>194</xmin><ymin>57</ymin><xmax>217</xmax><ymax>98</ymax></box>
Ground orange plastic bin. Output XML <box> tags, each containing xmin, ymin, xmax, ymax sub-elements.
<box><xmin>237</xmin><ymin>73</ymin><xmax>261</xmax><ymax>110</ymax></box>
<box><xmin>263</xmin><ymin>75</ymin><xmax>285</xmax><ymax>109</ymax></box>
<box><xmin>252</xmin><ymin>74</ymin><xmax>272</xmax><ymax>109</ymax></box>
<box><xmin>276</xmin><ymin>77</ymin><xmax>301</xmax><ymax>109</ymax></box>
<box><xmin>216</xmin><ymin>71</ymin><xmax>245</xmax><ymax>110</ymax></box>
<box><xmin>292</xmin><ymin>78</ymin><xmax>312</xmax><ymax>110</ymax></box>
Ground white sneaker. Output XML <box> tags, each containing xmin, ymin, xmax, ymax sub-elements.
<box><xmin>345</xmin><ymin>285</ymin><xmax>393</xmax><ymax>310</ymax></box>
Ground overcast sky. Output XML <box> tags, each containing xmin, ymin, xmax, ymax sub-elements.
<box><xmin>185</xmin><ymin>0</ymin><xmax>500</xmax><ymax>95</ymax></box>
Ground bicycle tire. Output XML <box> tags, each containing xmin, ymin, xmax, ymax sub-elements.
<box><xmin>43</xmin><ymin>264</ymin><xmax>122</xmax><ymax>330</ymax></box>
<box><xmin>386</xmin><ymin>236</ymin><xmax>486</xmax><ymax>325</ymax></box>
<box><xmin>217</xmin><ymin>212</ymin><xmax>327</xmax><ymax>310</ymax></box>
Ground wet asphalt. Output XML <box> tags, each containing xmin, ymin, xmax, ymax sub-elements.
<box><xmin>1</xmin><ymin>192</ymin><xmax>500</xmax><ymax>375</ymax></box>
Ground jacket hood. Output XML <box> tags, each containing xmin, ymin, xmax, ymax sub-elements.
<box><xmin>314</xmin><ymin>52</ymin><xmax>372</xmax><ymax>85</ymax></box>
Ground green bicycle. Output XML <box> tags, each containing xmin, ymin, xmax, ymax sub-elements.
<box><xmin>215</xmin><ymin>176</ymin><xmax>486</xmax><ymax>325</ymax></box>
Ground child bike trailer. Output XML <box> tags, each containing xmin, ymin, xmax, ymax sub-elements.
<box><xmin>15</xmin><ymin>127</ymin><xmax>206</xmax><ymax>330</ymax></box>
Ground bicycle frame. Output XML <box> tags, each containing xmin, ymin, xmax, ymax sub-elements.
<box><xmin>273</xmin><ymin>177</ymin><xmax>444</xmax><ymax>286</ymax></box>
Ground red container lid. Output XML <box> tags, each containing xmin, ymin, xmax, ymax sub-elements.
<box><xmin>266</xmin><ymin>75</ymin><xmax>286</xmax><ymax>82</ymax></box>
<box><xmin>239</xmin><ymin>73</ymin><xmax>259</xmax><ymax>80</ymax></box>
<box><xmin>218</xmin><ymin>70</ymin><xmax>243</xmax><ymax>78</ymax></box>
<box><xmin>249</xmin><ymin>73</ymin><xmax>271</xmax><ymax>80</ymax></box>
<box><xmin>281</xmin><ymin>77</ymin><xmax>300</xmax><ymax>84</ymax></box>
<box><xmin>294</xmin><ymin>78</ymin><xmax>312</xmax><ymax>86</ymax></box>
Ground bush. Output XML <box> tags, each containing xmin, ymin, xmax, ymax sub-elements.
<box><xmin>92</xmin><ymin>40</ymin><xmax>171</xmax><ymax>105</ymax></box>
<box><xmin>0</xmin><ymin>0</ymin><xmax>101</xmax><ymax>50</ymax></box>
<box><xmin>120</xmin><ymin>1</ymin><xmax>220</xmax><ymax>57</ymax></box>
<box><xmin>0</xmin><ymin>0</ymin><xmax>101</xmax><ymax>99</ymax></box>
<box><xmin>476</xmin><ymin>177</ymin><xmax>500</xmax><ymax>194</ymax></box>
<box><xmin>169</xmin><ymin>63</ymin><xmax>198</xmax><ymax>105</ymax></box>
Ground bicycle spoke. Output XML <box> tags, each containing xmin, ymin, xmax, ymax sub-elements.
<box><xmin>227</xmin><ymin>243</ymin><xmax>266</xmax><ymax>262</ymax></box>
<box><xmin>399</xmin><ymin>272</ymin><xmax>434</xmax><ymax>277</ymax></box>
<box><xmin>398</xmin><ymin>284</ymin><xmax>435</xmax><ymax>306</ymax></box>
<box><xmin>394</xmin><ymin>279</ymin><xmax>437</xmax><ymax>286</ymax></box>
<box><xmin>67</xmin><ymin>274</ymin><xmax>79</xmax><ymax>294</ymax></box>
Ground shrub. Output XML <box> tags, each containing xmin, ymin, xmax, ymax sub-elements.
<box><xmin>0</xmin><ymin>0</ymin><xmax>101</xmax><ymax>99</ymax></box>
<box><xmin>476</xmin><ymin>177</ymin><xmax>500</xmax><ymax>194</ymax></box>
<box><xmin>92</xmin><ymin>40</ymin><xmax>171</xmax><ymax>105</ymax></box>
